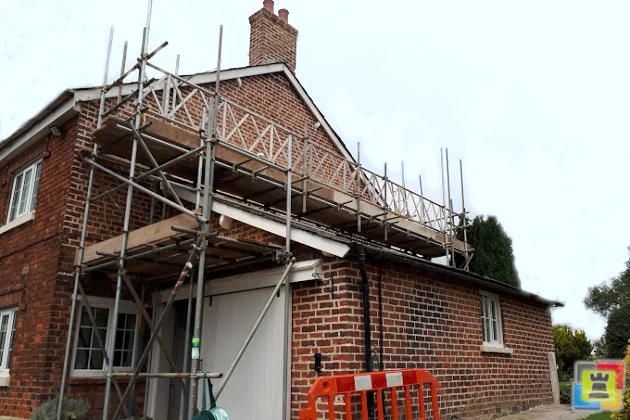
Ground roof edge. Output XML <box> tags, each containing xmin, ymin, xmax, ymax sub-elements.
<box><xmin>358</xmin><ymin>242</ymin><xmax>564</xmax><ymax>308</ymax></box>
<box><xmin>0</xmin><ymin>90</ymin><xmax>79</xmax><ymax>164</ymax></box>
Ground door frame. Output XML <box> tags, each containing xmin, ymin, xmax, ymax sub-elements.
<box><xmin>147</xmin><ymin>259</ymin><xmax>321</xmax><ymax>420</ymax></box>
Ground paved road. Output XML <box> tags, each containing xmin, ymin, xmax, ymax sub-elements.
<box><xmin>495</xmin><ymin>405</ymin><xmax>593</xmax><ymax>420</ymax></box>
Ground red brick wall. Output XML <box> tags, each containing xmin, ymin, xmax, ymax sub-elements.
<box><xmin>291</xmin><ymin>259</ymin><xmax>555</xmax><ymax>420</ymax></box>
<box><xmin>0</xmin><ymin>118</ymin><xmax>77</xmax><ymax>416</ymax></box>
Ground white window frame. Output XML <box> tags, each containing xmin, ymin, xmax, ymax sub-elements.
<box><xmin>480</xmin><ymin>291</ymin><xmax>504</xmax><ymax>347</ymax></box>
<box><xmin>70</xmin><ymin>297</ymin><xmax>139</xmax><ymax>377</ymax></box>
<box><xmin>6</xmin><ymin>159</ymin><xmax>42</xmax><ymax>224</ymax></box>
<box><xmin>0</xmin><ymin>307</ymin><xmax>17</xmax><ymax>374</ymax></box>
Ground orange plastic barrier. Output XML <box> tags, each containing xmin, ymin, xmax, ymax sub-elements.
<box><xmin>299</xmin><ymin>369</ymin><xmax>441</xmax><ymax>420</ymax></box>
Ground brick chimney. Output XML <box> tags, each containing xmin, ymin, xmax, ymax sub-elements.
<box><xmin>249</xmin><ymin>0</ymin><xmax>298</xmax><ymax>71</ymax></box>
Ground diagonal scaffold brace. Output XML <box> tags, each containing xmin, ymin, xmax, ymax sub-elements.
<box><xmin>110</xmin><ymin>235</ymin><xmax>206</xmax><ymax>419</ymax></box>
<box><xmin>114</xmin><ymin>260</ymin><xmax>189</xmax><ymax>393</ymax></box>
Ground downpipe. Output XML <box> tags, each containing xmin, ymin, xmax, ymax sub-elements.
<box><xmin>357</xmin><ymin>245</ymin><xmax>375</xmax><ymax>419</ymax></box>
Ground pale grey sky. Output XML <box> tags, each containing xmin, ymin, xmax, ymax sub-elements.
<box><xmin>2</xmin><ymin>0</ymin><xmax>629</xmax><ymax>339</ymax></box>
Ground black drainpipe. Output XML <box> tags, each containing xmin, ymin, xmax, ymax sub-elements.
<box><xmin>378</xmin><ymin>264</ymin><xmax>384</xmax><ymax>371</ymax></box>
<box><xmin>357</xmin><ymin>245</ymin><xmax>375</xmax><ymax>418</ymax></box>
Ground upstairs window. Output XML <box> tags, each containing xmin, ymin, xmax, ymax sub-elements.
<box><xmin>0</xmin><ymin>308</ymin><xmax>17</xmax><ymax>372</ymax></box>
<box><xmin>480</xmin><ymin>291</ymin><xmax>504</xmax><ymax>346</ymax></box>
<box><xmin>7</xmin><ymin>160</ymin><xmax>42</xmax><ymax>223</ymax></box>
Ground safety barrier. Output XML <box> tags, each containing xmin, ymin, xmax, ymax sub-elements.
<box><xmin>299</xmin><ymin>369</ymin><xmax>441</xmax><ymax>420</ymax></box>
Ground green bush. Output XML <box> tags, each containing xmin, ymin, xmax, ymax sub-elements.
<box><xmin>611</xmin><ymin>340</ymin><xmax>630</xmax><ymax>420</ymax></box>
<box><xmin>558</xmin><ymin>370</ymin><xmax>572</xmax><ymax>383</ymax></box>
<box><xmin>31</xmin><ymin>397</ymin><xmax>90</xmax><ymax>420</ymax></box>
<box><xmin>560</xmin><ymin>382</ymin><xmax>572</xmax><ymax>405</ymax></box>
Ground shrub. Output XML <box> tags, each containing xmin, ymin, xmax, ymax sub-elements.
<box><xmin>31</xmin><ymin>397</ymin><xmax>90</xmax><ymax>420</ymax></box>
<box><xmin>560</xmin><ymin>382</ymin><xmax>572</xmax><ymax>405</ymax></box>
<box><xmin>611</xmin><ymin>340</ymin><xmax>630</xmax><ymax>420</ymax></box>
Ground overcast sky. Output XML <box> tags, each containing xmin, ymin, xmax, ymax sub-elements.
<box><xmin>2</xmin><ymin>0</ymin><xmax>629</xmax><ymax>340</ymax></box>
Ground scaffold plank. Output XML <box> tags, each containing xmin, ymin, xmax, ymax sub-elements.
<box><xmin>79</xmin><ymin>211</ymin><xmax>200</xmax><ymax>265</ymax></box>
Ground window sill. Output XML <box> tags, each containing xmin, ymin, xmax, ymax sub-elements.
<box><xmin>0</xmin><ymin>212</ymin><xmax>35</xmax><ymax>235</ymax></box>
<box><xmin>0</xmin><ymin>373</ymin><xmax>10</xmax><ymax>387</ymax></box>
<box><xmin>480</xmin><ymin>344</ymin><xmax>513</xmax><ymax>355</ymax></box>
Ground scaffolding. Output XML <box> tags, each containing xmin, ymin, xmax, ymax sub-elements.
<box><xmin>56</xmin><ymin>12</ymin><xmax>472</xmax><ymax>420</ymax></box>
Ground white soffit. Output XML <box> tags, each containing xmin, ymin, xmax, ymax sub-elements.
<box><xmin>212</xmin><ymin>200</ymin><xmax>350</xmax><ymax>258</ymax></box>
<box><xmin>157</xmin><ymin>259</ymin><xmax>323</xmax><ymax>302</ymax></box>
<box><xmin>171</xmin><ymin>184</ymin><xmax>349</xmax><ymax>258</ymax></box>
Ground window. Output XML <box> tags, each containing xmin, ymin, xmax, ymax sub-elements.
<box><xmin>0</xmin><ymin>308</ymin><xmax>17</xmax><ymax>372</ymax></box>
<box><xmin>480</xmin><ymin>292</ymin><xmax>503</xmax><ymax>346</ymax></box>
<box><xmin>72</xmin><ymin>302</ymin><xmax>138</xmax><ymax>375</ymax></box>
<box><xmin>7</xmin><ymin>160</ymin><xmax>42</xmax><ymax>223</ymax></box>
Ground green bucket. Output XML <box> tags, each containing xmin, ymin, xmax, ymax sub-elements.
<box><xmin>192</xmin><ymin>373</ymin><xmax>230</xmax><ymax>420</ymax></box>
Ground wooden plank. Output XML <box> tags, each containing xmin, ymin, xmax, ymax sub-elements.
<box><xmin>332</xmin><ymin>190</ymin><xmax>467</xmax><ymax>254</ymax></box>
<box><xmin>78</xmin><ymin>212</ymin><xmax>200</xmax><ymax>265</ymax></box>
<box><xmin>142</xmin><ymin>115</ymin><xmax>200</xmax><ymax>149</ymax></box>
<box><xmin>93</xmin><ymin>117</ymin><xmax>130</xmax><ymax>149</ymax></box>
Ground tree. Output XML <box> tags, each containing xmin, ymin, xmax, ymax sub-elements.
<box><xmin>553</xmin><ymin>324</ymin><xmax>593</xmax><ymax>380</ymax></box>
<box><xmin>585</xmin><ymin>249</ymin><xmax>630</xmax><ymax>358</ymax></box>
<box><xmin>458</xmin><ymin>215</ymin><xmax>520</xmax><ymax>288</ymax></box>
<box><xmin>604</xmin><ymin>304</ymin><xmax>630</xmax><ymax>359</ymax></box>
<box><xmin>584</xmin><ymin>250</ymin><xmax>630</xmax><ymax>317</ymax></box>
<box><xmin>611</xmin><ymin>339</ymin><xmax>630</xmax><ymax>420</ymax></box>
<box><xmin>592</xmin><ymin>336</ymin><xmax>608</xmax><ymax>359</ymax></box>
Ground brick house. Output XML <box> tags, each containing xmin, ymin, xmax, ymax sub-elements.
<box><xmin>0</xmin><ymin>2</ymin><xmax>561</xmax><ymax>419</ymax></box>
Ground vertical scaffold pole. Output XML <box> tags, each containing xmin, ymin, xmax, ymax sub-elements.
<box><xmin>418</xmin><ymin>174</ymin><xmax>425</xmax><ymax>223</ymax></box>
<box><xmin>460</xmin><ymin>159</ymin><xmax>470</xmax><ymax>270</ymax></box>
<box><xmin>189</xmin><ymin>24</ymin><xmax>223</xmax><ymax>417</ymax></box>
<box><xmin>440</xmin><ymin>148</ymin><xmax>448</xmax><ymax>260</ymax></box>
<box><xmin>179</xmin><ymin>272</ymin><xmax>195</xmax><ymax>420</ymax></box>
<box><xmin>102</xmin><ymin>27</ymin><xmax>148</xmax><ymax>420</ymax></box>
<box><xmin>117</xmin><ymin>41</ymin><xmax>128</xmax><ymax>104</ymax></box>
<box><xmin>445</xmin><ymin>148</ymin><xmax>455</xmax><ymax>266</ymax></box>
<box><xmin>56</xmin><ymin>25</ymin><xmax>113</xmax><ymax>420</ymax></box>
<box><xmin>282</xmin><ymin>135</ymin><xmax>293</xmax><ymax>420</ymax></box>
<box><xmin>383</xmin><ymin>162</ymin><xmax>388</xmax><ymax>242</ymax></box>
<box><xmin>356</xmin><ymin>142</ymin><xmax>361</xmax><ymax>233</ymax></box>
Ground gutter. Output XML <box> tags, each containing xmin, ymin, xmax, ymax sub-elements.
<box><xmin>359</xmin><ymin>242</ymin><xmax>564</xmax><ymax>308</ymax></box>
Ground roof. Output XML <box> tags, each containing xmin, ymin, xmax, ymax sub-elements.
<box><xmin>0</xmin><ymin>62</ymin><xmax>355</xmax><ymax>166</ymax></box>
<box><xmin>359</xmin><ymin>242</ymin><xmax>564</xmax><ymax>308</ymax></box>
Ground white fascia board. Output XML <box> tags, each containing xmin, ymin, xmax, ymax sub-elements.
<box><xmin>213</xmin><ymin>200</ymin><xmax>350</xmax><ymax>258</ymax></box>
<box><xmin>187</xmin><ymin>63</ymin><xmax>286</xmax><ymax>86</ymax></box>
<box><xmin>170</xmin><ymin>184</ymin><xmax>349</xmax><ymax>258</ymax></box>
<box><xmin>0</xmin><ymin>98</ymin><xmax>79</xmax><ymax>164</ymax></box>
<box><xmin>73</xmin><ymin>63</ymin><xmax>287</xmax><ymax>102</ymax></box>
<box><xmin>281</xmin><ymin>67</ymin><xmax>355</xmax><ymax>163</ymax></box>
<box><xmin>157</xmin><ymin>259</ymin><xmax>323</xmax><ymax>302</ymax></box>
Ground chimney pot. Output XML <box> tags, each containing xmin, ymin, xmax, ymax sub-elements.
<box><xmin>263</xmin><ymin>0</ymin><xmax>274</xmax><ymax>12</ymax></box>
<box><xmin>278</xmin><ymin>9</ymin><xmax>289</xmax><ymax>23</ymax></box>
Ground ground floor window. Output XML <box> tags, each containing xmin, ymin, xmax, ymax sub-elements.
<box><xmin>480</xmin><ymin>291</ymin><xmax>504</xmax><ymax>346</ymax></box>
<box><xmin>72</xmin><ymin>299</ymin><xmax>138</xmax><ymax>376</ymax></box>
<box><xmin>0</xmin><ymin>307</ymin><xmax>17</xmax><ymax>372</ymax></box>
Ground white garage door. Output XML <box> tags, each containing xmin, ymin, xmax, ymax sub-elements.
<box><xmin>200</xmin><ymin>286</ymin><xmax>287</xmax><ymax>420</ymax></box>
